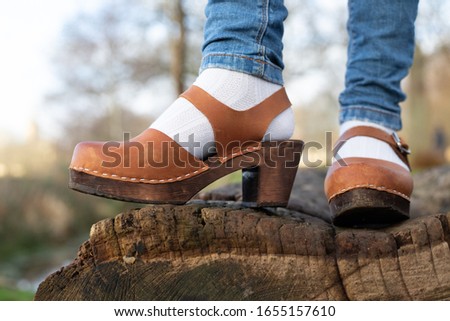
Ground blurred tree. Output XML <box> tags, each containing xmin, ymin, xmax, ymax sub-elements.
<box><xmin>401</xmin><ymin>1</ymin><xmax>450</xmax><ymax>167</ymax></box>
<box><xmin>283</xmin><ymin>1</ymin><xmax>347</xmax><ymax>89</ymax></box>
<box><xmin>402</xmin><ymin>46</ymin><xmax>431</xmax><ymax>165</ymax></box>
<box><xmin>46</xmin><ymin>0</ymin><xmax>200</xmax><ymax>148</ymax></box>
<box><xmin>167</xmin><ymin>0</ymin><xmax>187</xmax><ymax>95</ymax></box>
<box><xmin>416</xmin><ymin>0</ymin><xmax>450</xmax><ymax>52</ymax></box>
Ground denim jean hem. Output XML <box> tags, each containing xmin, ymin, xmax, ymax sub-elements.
<box><xmin>340</xmin><ymin>105</ymin><xmax>402</xmax><ymax>131</ymax></box>
<box><xmin>200</xmin><ymin>53</ymin><xmax>284</xmax><ymax>85</ymax></box>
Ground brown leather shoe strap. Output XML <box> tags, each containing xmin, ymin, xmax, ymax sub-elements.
<box><xmin>336</xmin><ymin>126</ymin><xmax>411</xmax><ymax>170</ymax></box>
<box><xmin>181</xmin><ymin>85</ymin><xmax>291</xmax><ymax>159</ymax></box>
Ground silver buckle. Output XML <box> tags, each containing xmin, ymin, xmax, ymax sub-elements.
<box><xmin>392</xmin><ymin>132</ymin><xmax>411</xmax><ymax>155</ymax></box>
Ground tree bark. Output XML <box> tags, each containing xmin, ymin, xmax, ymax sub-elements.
<box><xmin>170</xmin><ymin>0</ymin><xmax>187</xmax><ymax>95</ymax></box>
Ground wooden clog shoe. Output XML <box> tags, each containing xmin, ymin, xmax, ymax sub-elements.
<box><xmin>69</xmin><ymin>86</ymin><xmax>303</xmax><ymax>206</ymax></box>
<box><xmin>324</xmin><ymin>126</ymin><xmax>413</xmax><ymax>228</ymax></box>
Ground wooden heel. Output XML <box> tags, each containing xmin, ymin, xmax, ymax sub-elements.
<box><xmin>242</xmin><ymin>140</ymin><xmax>303</xmax><ymax>207</ymax></box>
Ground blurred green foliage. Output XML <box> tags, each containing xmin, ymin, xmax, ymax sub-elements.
<box><xmin>0</xmin><ymin>287</ymin><xmax>34</xmax><ymax>301</ymax></box>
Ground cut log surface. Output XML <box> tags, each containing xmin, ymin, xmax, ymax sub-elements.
<box><xmin>35</xmin><ymin>168</ymin><xmax>450</xmax><ymax>301</ymax></box>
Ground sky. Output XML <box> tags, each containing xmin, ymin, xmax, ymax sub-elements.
<box><xmin>0</xmin><ymin>0</ymin><xmax>103</xmax><ymax>143</ymax></box>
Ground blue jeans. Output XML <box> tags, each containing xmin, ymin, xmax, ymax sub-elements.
<box><xmin>200</xmin><ymin>0</ymin><xmax>419</xmax><ymax>131</ymax></box>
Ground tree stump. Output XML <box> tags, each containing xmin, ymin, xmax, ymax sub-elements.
<box><xmin>35</xmin><ymin>168</ymin><xmax>450</xmax><ymax>300</ymax></box>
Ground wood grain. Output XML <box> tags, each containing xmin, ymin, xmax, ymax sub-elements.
<box><xmin>35</xmin><ymin>202</ymin><xmax>450</xmax><ymax>300</ymax></box>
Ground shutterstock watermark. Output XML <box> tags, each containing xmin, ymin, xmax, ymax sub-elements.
<box><xmin>100</xmin><ymin>132</ymin><xmax>346</xmax><ymax>169</ymax></box>
<box><xmin>301</xmin><ymin>132</ymin><xmax>346</xmax><ymax>168</ymax></box>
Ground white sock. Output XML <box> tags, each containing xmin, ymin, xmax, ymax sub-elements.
<box><xmin>150</xmin><ymin>68</ymin><xmax>294</xmax><ymax>159</ymax></box>
<box><xmin>336</xmin><ymin>120</ymin><xmax>409</xmax><ymax>171</ymax></box>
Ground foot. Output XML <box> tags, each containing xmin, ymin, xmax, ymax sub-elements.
<box><xmin>150</xmin><ymin>68</ymin><xmax>295</xmax><ymax>159</ymax></box>
<box><xmin>69</xmin><ymin>68</ymin><xmax>299</xmax><ymax>204</ymax></box>
<box><xmin>325</xmin><ymin>121</ymin><xmax>413</xmax><ymax>228</ymax></box>
<box><xmin>336</xmin><ymin>120</ymin><xmax>409</xmax><ymax>171</ymax></box>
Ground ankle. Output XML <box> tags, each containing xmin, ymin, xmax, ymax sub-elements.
<box><xmin>340</xmin><ymin>120</ymin><xmax>394</xmax><ymax>136</ymax></box>
<box><xmin>194</xmin><ymin>68</ymin><xmax>282</xmax><ymax>111</ymax></box>
<box><xmin>337</xmin><ymin>120</ymin><xmax>409</xmax><ymax>171</ymax></box>
<box><xmin>151</xmin><ymin>68</ymin><xmax>294</xmax><ymax>160</ymax></box>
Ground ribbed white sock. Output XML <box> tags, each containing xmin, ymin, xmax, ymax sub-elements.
<box><xmin>337</xmin><ymin>120</ymin><xmax>409</xmax><ymax>171</ymax></box>
<box><xmin>150</xmin><ymin>68</ymin><xmax>294</xmax><ymax>159</ymax></box>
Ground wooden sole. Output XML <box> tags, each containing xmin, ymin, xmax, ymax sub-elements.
<box><xmin>329</xmin><ymin>188</ymin><xmax>410</xmax><ymax>228</ymax></box>
<box><xmin>69</xmin><ymin>140</ymin><xmax>303</xmax><ymax>206</ymax></box>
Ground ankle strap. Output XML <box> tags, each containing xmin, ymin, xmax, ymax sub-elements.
<box><xmin>181</xmin><ymin>85</ymin><xmax>291</xmax><ymax>160</ymax></box>
<box><xmin>336</xmin><ymin>126</ymin><xmax>411</xmax><ymax>170</ymax></box>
